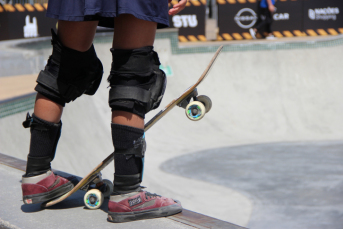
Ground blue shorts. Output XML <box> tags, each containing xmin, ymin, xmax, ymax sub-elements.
<box><xmin>46</xmin><ymin>0</ymin><xmax>169</xmax><ymax>28</ymax></box>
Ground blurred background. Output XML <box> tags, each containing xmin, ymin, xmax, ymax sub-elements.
<box><xmin>0</xmin><ymin>0</ymin><xmax>343</xmax><ymax>229</ymax></box>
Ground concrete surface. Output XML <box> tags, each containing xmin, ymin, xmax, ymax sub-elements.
<box><xmin>162</xmin><ymin>141</ymin><xmax>343</xmax><ymax>229</ymax></box>
<box><xmin>0</xmin><ymin>31</ymin><xmax>343</xmax><ymax>228</ymax></box>
<box><xmin>0</xmin><ymin>164</ymin><xmax>192</xmax><ymax>229</ymax></box>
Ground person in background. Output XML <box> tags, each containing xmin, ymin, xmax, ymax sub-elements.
<box><xmin>250</xmin><ymin>0</ymin><xmax>276</xmax><ymax>40</ymax></box>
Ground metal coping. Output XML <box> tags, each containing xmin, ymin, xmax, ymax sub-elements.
<box><xmin>1</xmin><ymin>29</ymin><xmax>343</xmax><ymax>119</ymax></box>
<box><xmin>0</xmin><ymin>152</ymin><xmax>247</xmax><ymax>229</ymax></box>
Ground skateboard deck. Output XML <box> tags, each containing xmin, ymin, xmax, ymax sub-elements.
<box><xmin>42</xmin><ymin>45</ymin><xmax>223</xmax><ymax>208</ymax></box>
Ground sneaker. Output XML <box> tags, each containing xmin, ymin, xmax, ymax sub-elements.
<box><xmin>108</xmin><ymin>189</ymin><xmax>182</xmax><ymax>223</ymax></box>
<box><xmin>22</xmin><ymin>170</ymin><xmax>74</xmax><ymax>204</ymax></box>
<box><xmin>266</xmin><ymin>34</ymin><xmax>276</xmax><ymax>40</ymax></box>
<box><xmin>249</xmin><ymin>28</ymin><xmax>257</xmax><ymax>39</ymax></box>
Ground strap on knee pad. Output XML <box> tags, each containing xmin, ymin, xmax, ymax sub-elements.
<box><xmin>35</xmin><ymin>29</ymin><xmax>104</xmax><ymax>104</ymax></box>
<box><xmin>108</xmin><ymin>47</ymin><xmax>167</xmax><ymax>118</ymax></box>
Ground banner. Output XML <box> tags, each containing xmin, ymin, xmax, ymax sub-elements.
<box><xmin>217</xmin><ymin>0</ymin><xmax>258</xmax><ymax>40</ymax></box>
<box><xmin>0</xmin><ymin>4</ymin><xmax>56</xmax><ymax>41</ymax></box>
<box><xmin>303</xmin><ymin>0</ymin><xmax>343</xmax><ymax>36</ymax></box>
<box><xmin>1</xmin><ymin>1</ymin><xmax>343</xmax><ymax>42</ymax></box>
<box><xmin>217</xmin><ymin>0</ymin><xmax>343</xmax><ymax>40</ymax></box>
<box><xmin>217</xmin><ymin>0</ymin><xmax>305</xmax><ymax>40</ymax></box>
<box><xmin>272</xmin><ymin>0</ymin><xmax>303</xmax><ymax>37</ymax></box>
<box><xmin>168</xmin><ymin>0</ymin><xmax>207</xmax><ymax>42</ymax></box>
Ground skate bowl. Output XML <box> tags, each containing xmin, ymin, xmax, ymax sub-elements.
<box><xmin>0</xmin><ymin>29</ymin><xmax>343</xmax><ymax>228</ymax></box>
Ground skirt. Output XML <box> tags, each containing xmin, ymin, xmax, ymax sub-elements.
<box><xmin>46</xmin><ymin>0</ymin><xmax>169</xmax><ymax>28</ymax></box>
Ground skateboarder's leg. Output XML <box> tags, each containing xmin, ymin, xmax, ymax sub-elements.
<box><xmin>107</xmin><ymin>14</ymin><xmax>181</xmax><ymax>223</ymax></box>
<box><xmin>22</xmin><ymin>21</ymin><xmax>103</xmax><ymax>204</ymax></box>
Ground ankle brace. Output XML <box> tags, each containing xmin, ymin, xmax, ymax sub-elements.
<box><xmin>23</xmin><ymin>113</ymin><xmax>61</xmax><ymax>176</ymax></box>
<box><xmin>113</xmin><ymin>174</ymin><xmax>142</xmax><ymax>194</ymax></box>
<box><xmin>112</xmin><ymin>124</ymin><xmax>145</xmax><ymax>192</ymax></box>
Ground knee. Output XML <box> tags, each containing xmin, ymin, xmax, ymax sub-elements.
<box><xmin>35</xmin><ymin>29</ymin><xmax>104</xmax><ymax>106</ymax></box>
<box><xmin>107</xmin><ymin>47</ymin><xmax>166</xmax><ymax>118</ymax></box>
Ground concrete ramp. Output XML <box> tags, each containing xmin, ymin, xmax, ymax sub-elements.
<box><xmin>0</xmin><ymin>153</ymin><xmax>244</xmax><ymax>229</ymax></box>
<box><xmin>0</xmin><ymin>30</ymin><xmax>343</xmax><ymax>228</ymax></box>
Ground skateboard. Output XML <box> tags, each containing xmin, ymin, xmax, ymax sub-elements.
<box><xmin>42</xmin><ymin>45</ymin><xmax>223</xmax><ymax>209</ymax></box>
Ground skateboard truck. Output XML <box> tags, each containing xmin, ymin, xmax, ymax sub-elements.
<box><xmin>177</xmin><ymin>88</ymin><xmax>198</xmax><ymax>109</ymax></box>
<box><xmin>177</xmin><ymin>88</ymin><xmax>212</xmax><ymax>121</ymax></box>
<box><xmin>80</xmin><ymin>172</ymin><xmax>103</xmax><ymax>191</ymax></box>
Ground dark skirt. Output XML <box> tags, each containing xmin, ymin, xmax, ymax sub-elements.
<box><xmin>46</xmin><ymin>0</ymin><xmax>169</xmax><ymax>28</ymax></box>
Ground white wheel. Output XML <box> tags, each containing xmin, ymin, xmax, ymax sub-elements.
<box><xmin>197</xmin><ymin>95</ymin><xmax>212</xmax><ymax>113</ymax></box>
<box><xmin>84</xmin><ymin>189</ymin><xmax>104</xmax><ymax>210</ymax></box>
<box><xmin>102</xmin><ymin>179</ymin><xmax>113</xmax><ymax>198</ymax></box>
<box><xmin>185</xmin><ymin>101</ymin><xmax>206</xmax><ymax>121</ymax></box>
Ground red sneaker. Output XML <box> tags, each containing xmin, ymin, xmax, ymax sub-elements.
<box><xmin>22</xmin><ymin>170</ymin><xmax>74</xmax><ymax>204</ymax></box>
<box><xmin>108</xmin><ymin>189</ymin><xmax>182</xmax><ymax>223</ymax></box>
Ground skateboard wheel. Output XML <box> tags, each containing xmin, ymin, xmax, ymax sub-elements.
<box><xmin>102</xmin><ymin>179</ymin><xmax>113</xmax><ymax>198</ymax></box>
<box><xmin>84</xmin><ymin>189</ymin><xmax>104</xmax><ymax>210</ymax></box>
<box><xmin>185</xmin><ymin>101</ymin><xmax>206</xmax><ymax>121</ymax></box>
<box><xmin>197</xmin><ymin>95</ymin><xmax>212</xmax><ymax>113</ymax></box>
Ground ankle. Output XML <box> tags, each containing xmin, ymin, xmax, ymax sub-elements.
<box><xmin>22</xmin><ymin>170</ymin><xmax>52</xmax><ymax>182</ymax></box>
<box><xmin>113</xmin><ymin>174</ymin><xmax>142</xmax><ymax>194</ymax></box>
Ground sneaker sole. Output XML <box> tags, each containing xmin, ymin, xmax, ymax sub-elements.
<box><xmin>23</xmin><ymin>182</ymin><xmax>74</xmax><ymax>204</ymax></box>
<box><xmin>249</xmin><ymin>28</ymin><xmax>256</xmax><ymax>39</ymax></box>
<box><xmin>107</xmin><ymin>202</ymin><xmax>182</xmax><ymax>223</ymax></box>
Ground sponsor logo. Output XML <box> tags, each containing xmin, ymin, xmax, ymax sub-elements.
<box><xmin>25</xmin><ymin>199</ymin><xmax>33</xmax><ymax>204</ymax></box>
<box><xmin>172</xmin><ymin>15</ymin><xmax>198</xmax><ymax>28</ymax></box>
<box><xmin>128</xmin><ymin>196</ymin><xmax>142</xmax><ymax>207</ymax></box>
<box><xmin>23</xmin><ymin>15</ymin><xmax>38</xmax><ymax>38</ymax></box>
<box><xmin>308</xmin><ymin>7</ymin><xmax>340</xmax><ymax>21</ymax></box>
<box><xmin>234</xmin><ymin>8</ymin><xmax>258</xmax><ymax>29</ymax></box>
<box><xmin>273</xmin><ymin>13</ymin><xmax>290</xmax><ymax>21</ymax></box>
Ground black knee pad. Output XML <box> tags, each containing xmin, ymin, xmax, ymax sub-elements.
<box><xmin>111</xmin><ymin>124</ymin><xmax>146</xmax><ymax>193</ymax></box>
<box><xmin>35</xmin><ymin>29</ymin><xmax>104</xmax><ymax>106</ymax></box>
<box><xmin>22</xmin><ymin>112</ymin><xmax>62</xmax><ymax>176</ymax></box>
<box><xmin>108</xmin><ymin>46</ymin><xmax>167</xmax><ymax>118</ymax></box>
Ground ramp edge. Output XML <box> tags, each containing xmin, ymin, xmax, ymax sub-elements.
<box><xmin>0</xmin><ymin>152</ymin><xmax>247</xmax><ymax>229</ymax></box>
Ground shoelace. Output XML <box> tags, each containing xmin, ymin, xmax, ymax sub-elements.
<box><xmin>145</xmin><ymin>192</ymin><xmax>161</xmax><ymax>199</ymax></box>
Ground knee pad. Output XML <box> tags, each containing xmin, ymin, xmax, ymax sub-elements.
<box><xmin>112</xmin><ymin>124</ymin><xmax>146</xmax><ymax>193</ymax></box>
<box><xmin>22</xmin><ymin>112</ymin><xmax>62</xmax><ymax>176</ymax></box>
<box><xmin>108</xmin><ymin>46</ymin><xmax>167</xmax><ymax>118</ymax></box>
<box><xmin>35</xmin><ymin>29</ymin><xmax>104</xmax><ymax>106</ymax></box>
